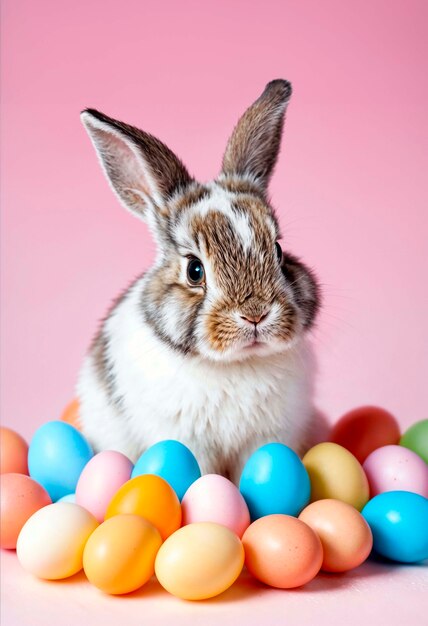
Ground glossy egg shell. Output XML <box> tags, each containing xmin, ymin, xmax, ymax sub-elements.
<box><xmin>299</xmin><ymin>499</ymin><xmax>373</xmax><ymax>572</ymax></box>
<box><xmin>132</xmin><ymin>440</ymin><xmax>201</xmax><ymax>500</ymax></box>
<box><xmin>83</xmin><ymin>514</ymin><xmax>162</xmax><ymax>594</ymax></box>
<box><xmin>242</xmin><ymin>514</ymin><xmax>323</xmax><ymax>588</ymax></box>
<box><xmin>362</xmin><ymin>490</ymin><xmax>428</xmax><ymax>563</ymax></box>
<box><xmin>400</xmin><ymin>420</ymin><xmax>428</xmax><ymax>464</ymax></box>
<box><xmin>76</xmin><ymin>450</ymin><xmax>134</xmax><ymax>522</ymax></box>
<box><xmin>155</xmin><ymin>522</ymin><xmax>244</xmax><ymax>600</ymax></box>
<box><xmin>16</xmin><ymin>502</ymin><xmax>98</xmax><ymax>579</ymax></box>
<box><xmin>181</xmin><ymin>474</ymin><xmax>250</xmax><ymax>537</ymax></box>
<box><xmin>28</xmin><ymin>421</ymin><xmax>93</xmax><ymax>501</ymax></box>
<box><xmin>239</xmin><ymin>443</ymin><xmax>310</xmax><ymax>520</ymax></box>
<box><xmin>302</xmin><ymin>442</ymin><xmax>369</xmax><ymax>510</ymax></box>
<box><xmin>0</xmin><ymin>427</ymin><xmax>29</xmax><ymax>475</ymax></box>
<box><xmin>57</xmin><ymin>493</ymin><xmax>76</xmax><ymax>503</ymax></box>
<box><xmin>1</xmin><ymin>473</ymin><xmax>51</xmax><ymax>549</ymax></box>
<box><xmin>330</xmin><ymin>406</ymin><xmax>400</xmax><ymax>463</ymax></box>
<box><xmin>105</xmin><ymin>474</ymin><xmax>181</xmax><ymax>540</ymax></box>
<box><xmin>363</xmin><ymin>445</ymin><xmax>428</xmax><ymax>498</ymax></box>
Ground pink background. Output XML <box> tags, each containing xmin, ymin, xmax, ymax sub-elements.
<box><xmin>2</xmin><ymin>0</ymin><xmax>428</xmax><ymax>440</ymax></box>
<box><xmin>1</xmin><ymin>2</ymin><xmax>427</xmax><ymax>623</ymax></box>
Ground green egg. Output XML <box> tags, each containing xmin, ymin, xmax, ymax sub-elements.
<box><xmin>400</xmin><ymin>419</ymin><xmax>428</xmax><ymax>464</ymax></box>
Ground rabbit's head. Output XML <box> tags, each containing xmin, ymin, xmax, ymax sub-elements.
<box><xmin>82</xmin><ymin>80</ymin><xmax>320</xmax><ymax>362</ymax></box>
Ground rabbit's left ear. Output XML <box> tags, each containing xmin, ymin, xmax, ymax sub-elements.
<box><xmin>221</xmin><ymin>79</ymin><xmax>292</xmax><ymax>194</ymax></box>
<box><xmin>81</xmin><ymin>109</ymin><xmax>193</xmax><ymax>224</ymax></box>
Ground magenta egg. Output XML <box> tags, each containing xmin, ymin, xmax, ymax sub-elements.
<box><xmin>363</xmin><ymin>445</ymin><xmax>428</xmax><ymax>498</ymax></box>
<box><xmin>181</xmin><ymin>474</ymin><xmax>251</xmax><ymax>538</ymax></box>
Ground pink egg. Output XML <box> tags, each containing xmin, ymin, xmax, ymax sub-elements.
<box><xmin>75</xmin><ymin>450</ymin><xmax>133</xmax><ymax>522</ymax></box>
<box><xmin>181</xmin><ymin>474</ymin><xmax>250</xmax><ymax>538</ymax></box>
<box><xmin>363</xmin><ymin>445</ymin><xmax>428</xmax><ymax>498</ymax></box>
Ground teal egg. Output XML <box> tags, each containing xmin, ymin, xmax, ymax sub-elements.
<box><xmin>28</xmin><ymin>421</ymin><xmax>93</xmax><ymax>501</ymax></box>
<box><xmin>239</xmin><ymin>443</ymin><xmax>310</xmax><ymax>520</ymax></box>
<box><xmin>362</xmin><ymin>490</ymin><xmax>428</xmax><ymax>563</ymax></box>
<box><xmin>131</xmin><ymin>440</ymin><xmax>201</xmax><ymax>500</ymax></box>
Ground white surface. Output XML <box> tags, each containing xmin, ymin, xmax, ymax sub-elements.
<box><xmin>1</xmin><ymin>549</ymin><xmax>427</xmax><ymax>626</ymax></box>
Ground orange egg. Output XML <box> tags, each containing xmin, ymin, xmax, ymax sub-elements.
<box><xmin>330</xmin><ymin>406</ymin><xmax>400</xmax><ymax>463</ymax></box>
<box><xmin>83</xmin><ymin>514</ymin><xmax>162</xmax><ymax>594</ymax></box>
<box><xmin>1</xmin><ymin>473</ymin><xmax>52</xmax><ymax>549</ymax></box>
<box><xmin>105</xmin><ymin>474</ymin><xmax>181</xmax><ymax>540</ymax></box>
<box><xmin>0</xmin><ymin>427</ymin><xmax>29</xmax><ymax>475</ymax></box>
<box><xmin>299</xmin><ymin>499</ymin><xmax>373</xmax><ymax>572</ymax></box>
<box><xmin>61</xmin><ymin>398</ymin><xmax>81</xmax><ymax>431</ymax></box>
<box><xmin>242</xmin><ymin>514</ymin><xmax>323</xmax><ymax>588</ymax></box>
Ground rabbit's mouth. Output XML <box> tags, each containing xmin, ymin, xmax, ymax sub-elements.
<box><xmin>242</xmin><ymin>339</ymin><xmax>266</xmax><ymax>350</ymax></box>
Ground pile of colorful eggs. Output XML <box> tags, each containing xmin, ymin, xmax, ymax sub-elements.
<box><xmin>1</xmin><ymin>404</ymin><xmax>427</xmax><ymax>601</ymax></box>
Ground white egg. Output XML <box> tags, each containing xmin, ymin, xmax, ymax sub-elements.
<box><xmin>17</xmin><ymin>502</ymin><xmax>98</xmax><ymax>579</ymax></box>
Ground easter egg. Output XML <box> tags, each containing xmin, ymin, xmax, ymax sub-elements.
<box><xmin>302</xmin><ymin>442</ymin><xmax>369</xmax><ymax>510</ymax></box>
<box><xmin>0</xmin><ymin>473</ymin><xmax>51</xmax><ymax>549</ymax></box>
<box><xmin>57</xmin><ymin>493</ymin><xmax>76</xmax><ymax>508</ymax></box>
<box><xmin>299</xmin><ymin>499</ymin><xmax>373</xmax><ymax>572</ymax></box>
<box><xmin>242</xmin><ymin>514</ymin><xmax>322</xmax><ymax>588</ymax></box>
<box><xmin>155</xmin><ymin>522</ymin><xmax>244</xmax><ymax>600</ymax></box>
<box><xmin>362</xmin><ymin>491</ymin><xmax>428</xmax><ymax>563</ymax></box>
<box><xmin>28</xmin><ymin>421</ymin><xmax>93</xmax><ymax>501</ymax></box>
<box><xmin>83</xmin><ymin>514</ymin><xmax>162</xmax><ymax>594</ymax></box>
<box><xmin>76</xmin><ymin>451</ymin><xmax>133</xmax><ymax>522</ymax></box>
<box><xmin>400</xmin><ymin>420</ymin><xmax>428</xmax><ymax>464</ymax></box>
<box><xmin>132</xmin><ymin>440</ymin><xmax>201</xmax><ymax>500</ymax></box>
<box><xmin>239</xmin><ymin>443</ymin><xmax>310</xmax><ymax>520</ymax></box>
<box><xmin>181</xmin><ymin>474</ymin><xmax>250</xmax><ymax>537</ymax></box>
<box><xmin>57</xmin><ymin>493</ymin><xmax>76</xmax><ymax>503</ymax></box>
<box><xmin>330</xmin><ymin>406</ymin><xmax>400</xmax><ymax>463</ymax></box>
<box><xmin>0</xmin><ymin>427</ymin><xmax>29</xmax><ymax>475</ymax></box>
<box><xmin>105</xmin><ymin>474</ymin><xmax>181</xmax><ymax>540</ymax></box>
<box><xmin>16</xmin><ymin>502</ymin><xmax>98</xmax><ymax>579</ymax></box>
<box><xmin>61</xmin><ymin>398</ymin><xmax>81</xmax><ymax>430</ymax></box>
<box><xmin>363</xmin><ymin>445</ymin><xmax>428</xmax><ymax>498</ymax></box>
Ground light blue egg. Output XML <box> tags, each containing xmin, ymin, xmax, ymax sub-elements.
<box><xmin>239</xmin><ymin>442</ymin><xmax>310</xmax><ymax>520</ymax></box>
<box><xmin>28</xmin><ymin>421</ymin><xmax>93</xmax><ymax>502</ymax></box>
<box><xmin>131</xmin><ymin>440</ymin><xmax>201</xmax><ymax>500</ymax></box>
<box><xmin>362</xmin><ymin>490</ymin><xmax>428</xmax><ymax>563</ymax></box>
<box><xmin>57</xmin><ymin>493</ymin><xmax>76</xmax><ymax>503</ymax></box>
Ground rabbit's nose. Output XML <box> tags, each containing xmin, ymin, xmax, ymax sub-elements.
<box><xmin>240</xmin><ymin>310</ymin><xmax>270</xmax><ymax>325</ymax></box>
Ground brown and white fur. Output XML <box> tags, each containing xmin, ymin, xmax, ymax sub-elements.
<box><xmin>77</xmin><ymin>79</ymin><xmax>321</xmax><ymax>483</ymax></box>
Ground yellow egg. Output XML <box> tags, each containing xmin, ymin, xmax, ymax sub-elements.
<box><xmin>302</xmin><ymin>443</ymin><xmax>370</xmax><ymax>511</ymax></box>
<box><xmin>155</xmin><ymin>522</ymin><xmax>244</xmax><ymax>600</ymax></box>
<box><xmin>83</xmin><ymin>514</ymin><xmax>162</xmax><ymax>594</ymax></box>
<box><xmin>16</xmin><ymin>502</ymin><xmax>98</xmax><ymax>579</ymax></box>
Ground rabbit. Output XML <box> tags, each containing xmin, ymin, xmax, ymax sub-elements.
<box><xmin>77</xmin><ymin>79</ymin><xmax>321</xmax><ymax>484</ymax></box>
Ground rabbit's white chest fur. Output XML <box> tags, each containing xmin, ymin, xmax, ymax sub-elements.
<box><xmin>78</xmin><ymin>276</ymin><xmax>316</xmax><ymax>481</ymax></box>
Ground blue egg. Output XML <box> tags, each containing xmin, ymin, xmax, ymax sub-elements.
<box><xmin>131</xmin><ymin>440</ymin><xmax>201</xmax><ymax>500</ymax></box>
<box><xmin>28</xmin><ymin>421</ymin><xmax>93</xmax><ymax>502</ymax></box>
<box><xmin>362</xmin><ymin>490</ymin><xmax>428</xmax><ymax>563</ymax></box>
<box><xmin>239</xmin><ymin>442</ymin><xmax>310</xmax><ymax>520</ymax></box>
<box><xmin>57</xmin><ymin>493</ymin><xmax>76</xmax><ymax>503</ymax></box>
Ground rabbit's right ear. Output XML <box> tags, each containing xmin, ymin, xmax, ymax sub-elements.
<box><xmin>81</xmin><ymin>109</ymin><xmax>193</xmax><ymax>225</ymax></box>
<box><xmin>221</xmin><ymin>79</ymin><xmax>292</xmax><ymax>194</ymax></box>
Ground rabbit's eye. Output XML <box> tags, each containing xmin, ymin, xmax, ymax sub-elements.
<box><xmin>275</xmin><ymin>242</ymin><xmax>283</xmax><ymax>263</ymax></box>
<box><xmin>187</xmin><ymin>258</ymin><xmax>205</xmax><ymax>286</ymax></box>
